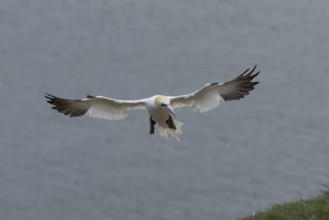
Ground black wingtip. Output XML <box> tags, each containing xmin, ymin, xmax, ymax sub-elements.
<box><xmin>245</xmin><ymin>65</ymin><xmax>257</xmax><ymax>76</ymax></box>
<box><xmin>241</xmin><ymin>68</ymin><xmax>250</xmax><ymax>75</ymax></box>
<box><xmin>44</xmin><ymin>93</ymin><xmax>54</xmax><ymax>103</ymax></box>
<box><xmin>45</xmin><ymin>93</ymin><xmax>55</xmax><ymax>98</ymax></box>
<box><xmin>86</xmin><ymin>95</ymin><xmax>96</xmax><ymax>98</ymax></box>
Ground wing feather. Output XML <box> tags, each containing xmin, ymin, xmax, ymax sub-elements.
<box><xmin>45</xmin><ymin>94</ymin><xmax>147</xmax><ymax>120</ymax></box>
<box><xmin>170</xmin><ymin>65</ymin><xmax>259</xmax><ymax>113</ymax></box>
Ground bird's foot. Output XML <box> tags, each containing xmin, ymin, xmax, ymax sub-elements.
<box><xmin>166</xmin><ymin>115</ymin><xmax>176</xmax><ymax>130</ymax></box>
<box><xmin>149</xmin><ymin>116</ymin><xmax>156</xmax><ymax>135</ymax></box>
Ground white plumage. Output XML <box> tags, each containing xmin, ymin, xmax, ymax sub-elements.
<box><xmin>45</xmin><ymin>65</ymin><xmax>259</xmax><ymax>141</ymax></box>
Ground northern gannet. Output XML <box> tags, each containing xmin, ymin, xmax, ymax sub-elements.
<box><xmin>45</xmin><ymin>66</ymin><xmax>259</xmax><ymax>141</ymax></box>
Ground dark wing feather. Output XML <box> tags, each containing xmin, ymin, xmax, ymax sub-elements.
<box><xmin>219</xmin><ymin>65</ymin><xmax>259</xmax><ymax>101</ymax></box>
<box><xmin>45</xmin><ymin>94</ymin><xmax>147</xmax><ymax>120</ymax></box>
<box><xmin>170</xmin><ymin>65</ymin><xmax>259</xmax><ymax>112</ymax></box>
<box><xmin>45</xmin><ymin>94</ymin><xmax>89</xmax><ymax>117</ymax></box>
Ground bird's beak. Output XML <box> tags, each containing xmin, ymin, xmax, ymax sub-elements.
<box><xmin>164</xmin><ymin>105</ymin><xmax>176</xmax><ymax>117</ymax></box>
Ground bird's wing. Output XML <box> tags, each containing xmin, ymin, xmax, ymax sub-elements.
<box><xmin>45</xmin><ymin>94</ymin><xmax>147</xmax><ymax>120</ymax></box>
<box><xmin>169</xmin><ymin>65</ymin><xmax>259</xmax><ymax>113</ymax></box>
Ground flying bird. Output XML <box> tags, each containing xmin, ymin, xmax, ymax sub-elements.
<box><xmin>45</xmin><ymin>65</ymin><xmax>259</xmax><ymax>141</ymax></box>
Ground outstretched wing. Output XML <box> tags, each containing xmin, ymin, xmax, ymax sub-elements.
<box><xmin>45</xmin><ymin>94</ymin><xmax>147</xmax><ymax>120</ymax></box>
<box><xmin>169</xmin><ymin>65</ymin><xmax>259</xmax><ymax>113</ymax></box>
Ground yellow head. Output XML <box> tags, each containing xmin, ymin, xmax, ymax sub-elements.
<box><xmin>155</xmin><ymin>95</ymin><xmax>175</xmax><ymax>116</ymax></box>
<box><xmin>155</xmin><ymin>95</ymin><xmax>170</xmax><ymax>106</ymax></box>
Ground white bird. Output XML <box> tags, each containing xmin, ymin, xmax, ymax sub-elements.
<box><xmin>45</xmin><ymin>65</ymin><xmax>259</xmax><ymax>141</ymax></box>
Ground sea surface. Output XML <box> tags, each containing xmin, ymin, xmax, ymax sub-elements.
<box><xmin>1</xmin><ymin>0</ymin><xmax>329</xmax><ymax>219</ymax></box>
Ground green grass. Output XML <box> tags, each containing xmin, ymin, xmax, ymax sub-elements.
<box><xmin>241</xmin><ymin>185</ymin><xmax>329</xmax><ymax>220</ymax></box>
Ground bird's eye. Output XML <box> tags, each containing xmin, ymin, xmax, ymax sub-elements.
<box><xmin>160</xmin><ymin>103</ymin><xmax>167</xmax><ymax>107</ymax></box>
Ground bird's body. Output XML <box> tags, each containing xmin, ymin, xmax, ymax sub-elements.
<box><xmin>145</xmin><ymin>95</ymin><xmax>183</xmax><ymax>140</ymax></box>
<box><xmin>45</xmin><ymin>66</ymin><xmax>260</xmax><ymax>141</ymax></box>
<box><xmin>146</xmin><ymin>95</ymin><xmax>171</xmax><ymax>122</ymax></box>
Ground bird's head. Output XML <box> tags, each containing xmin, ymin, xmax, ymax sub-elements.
<box><xmin>155</xmin><ymin>95</ymin><xmax>176</xmax><ymax>117</ymax></box>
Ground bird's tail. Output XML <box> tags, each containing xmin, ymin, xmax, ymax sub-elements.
<box><xmin>158</xmin><ymin>120</ymin><xmax>183</xmax><ymax>141</ymax></box>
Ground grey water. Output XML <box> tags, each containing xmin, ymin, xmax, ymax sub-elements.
<box><xmin>1</xmin><ymin>0</ymin><xmax>329</xmax><ymax>219</ymax></box>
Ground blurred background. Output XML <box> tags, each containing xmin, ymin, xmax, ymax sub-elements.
<box><xmin>1</xmin><ymin>0</ymin><xmax>328</xmax><ymax>219</ymax></box>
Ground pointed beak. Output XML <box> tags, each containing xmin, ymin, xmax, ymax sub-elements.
<box><xmin>164</xmin><ymin>105</ymin><xmax>176</xmax><ymax>117</ymax></box>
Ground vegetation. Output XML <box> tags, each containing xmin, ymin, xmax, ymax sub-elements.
<box><xmin>241</xmin><ymin>185</ymin><xmax>329</xmax><ymax>220</ymax></box>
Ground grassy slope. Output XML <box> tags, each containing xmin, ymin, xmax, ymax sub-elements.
<box><xmin>241</xmin><ymin>186</ymin><xmax>329</xmax><ymax>220</ymax></box>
